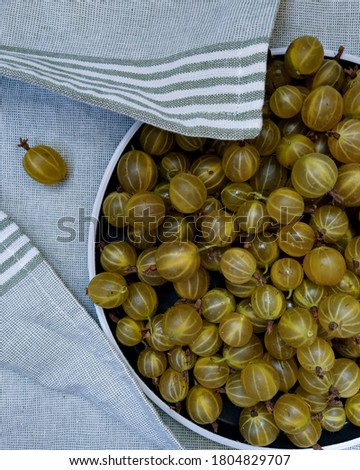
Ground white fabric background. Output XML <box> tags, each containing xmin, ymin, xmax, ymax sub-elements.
<box><xmin>1</xmin><ymin>0</ymin><xmax>360</xmax><ymax>451</ymax></box>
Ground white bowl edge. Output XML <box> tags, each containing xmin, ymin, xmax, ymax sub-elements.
<box><xmin>88</xmin><ymin>50</ymin><xmax>360</xmax><ymax>450</ymax></box>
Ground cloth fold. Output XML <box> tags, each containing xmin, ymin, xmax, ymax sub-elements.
<box><xmin>0</xmin><ymin>0</ymin><xmax>281</xmax><ymax>140</ymax></box>
<box><xmin>2</xmin><ymin>0</ymin><xmax>360</xmax><ymax>451</ymax></box>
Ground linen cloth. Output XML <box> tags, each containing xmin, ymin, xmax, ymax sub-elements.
<box><xmin>0</xmin><ymin>0</ymin><xmax>281</xmax><ymax>140</ymax></box>
<box><xmin>0</xmin><ymin>212</ymin><xmax>182</xmax><ymax>451</ymax></box>
<box><xmin>1</xmin><ymin>0</ymin><xmax>360</xmax><ymax>451</ymax></box>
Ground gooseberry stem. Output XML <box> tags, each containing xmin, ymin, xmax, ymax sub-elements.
<box><xmin>192</xmin><ymin>298</ymin><xmax>202</xmax><ymax>311</ymax></box>
<box><xmin>328</xmin><ymin>385</ymin><xmax>341</xmax><ymax>400</ymax></box>
<box><xmin>326</xmin><ymin>131</ymin><xmax>341</xmax><ymax>140</ymax></box>
<box><xmin>108</xmin><ymin>311</ymin><xmax>120</xmax><ymax>324</ymax></box>
<box><xmin>312</xmin><ymin>443</ymin><xmax>323</xmax><ymax>450</ymax></box>
<box><xmin>143</xmin><ymin>264</ymin><xmax>157</xmax><ymax>274</ymax></box>
<box><xmin>304</xmin><ymin>204</ymin><xmax>317</xmax><ymax>214</ymax></box>
<box><xmin>329</xmin><ymin>189</ymin><xmax>344</xmax><ymax>205</ymax></box>
<box><xmin>18</xmin><ymin>137</ymin><xmax>31</xmax><ymax>151</ymax></box>
<box><xmin>311</xmin><ymin>412</ymin><xmax>323</xmax><ymax>421</ymax></box>
<box><xmin>243</xmin><ymin>233</ymin><xmax>254</xmax><ymax>249</ymax></box>
<box><xmin>253</xmin><ymin>271</ymin><xmax>267</xmax><ymax>286</ymax></box>
<box><xmin>212</xmin><ymin>421</ymin><xmax>219</xmax><ymax>433</ymax></box>
<box><xmin>310</xmin><ymin>306</ymin><xmax>319</xmax><ymax>321</ymax></box>
<box><xmin>96</xmin><ymin>241</ymin><xmax>107</xmax><ymax>252</ymax></box>
<box><xmin>182</xmin><ymin>370</ymin><xmax>189</xmax><ymax>383</ymax></box>
<box><xmin>266</xmin><ymin>320</ymin><xmax>274</xmax><ymax>334</ymax></box>
<box><xmin>265</xmin><ymin>400</ymin><xmax>274</xmax><ymax>413</ymax></box>
<box><xmin>123</xmin><ymin>265</ymin><xmax>138</xmax><ymax>274</ymax></box>
<box><xmin>335</xmin><ymin>45</ymin><xmax>345</xmax><ymax>61</ymax></box>
<box><xmin>169</xmin><ymin>402</ymin><xmax>182</xmax><ymax>413</ymax></box>
<box><xmin>344</xmin><ymin>65</ymin><xmax>358</xmax><ymax>78</ymax></box>
<box><xmin>142</xmin><ymin>330</ymin><xmax>151</xmax><ymax>340</ymax></box>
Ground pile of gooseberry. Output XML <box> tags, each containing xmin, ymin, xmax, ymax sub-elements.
<box><xmin>88</xmin><ymin>35</ymin><xmax>360</xmax><ymax>449</ymax></box>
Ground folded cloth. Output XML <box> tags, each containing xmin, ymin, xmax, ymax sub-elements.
<box><xmin>0</xmin><ymin>211</ymin><xmax>182</xmax><ymax>450</ymax></box>
<box><xmin>0</xmin><ymin>0</ymin><xmax>281</xmax><ymax>140</ymax></box>
<box><xmin>2</xmin><ymin>0</ymin><xmax>360</xmax><ymax>452</ymax></box>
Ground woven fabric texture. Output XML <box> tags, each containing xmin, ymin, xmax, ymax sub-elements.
<box><xmin>0</xmin><ymin>211</ymin><xmax>182</xmax><ymax>450</ymax></box>
<box><xmin>1</xmin><ymin>0</ymin><xmax>360</xmax><ymax>452</ymax></box>
<box><xmin>270</xmin><ymin>0</ymin><xmax>360</xmax><ymax>55</ymax></box>
<box><xmin>0</xmin><ymin>0</ymin><xmax>281</xmax><ymax>140</ymax></box>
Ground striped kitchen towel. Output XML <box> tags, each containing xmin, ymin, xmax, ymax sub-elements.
<box><xmin>0</xmin><ymin>210</ymin><xmax>182</xmax><ymax>449</ymax></box>
<box><xmin>0</xmin><ymin>0</ymin><xmax>280</xmax><ymax>140</ymax></box>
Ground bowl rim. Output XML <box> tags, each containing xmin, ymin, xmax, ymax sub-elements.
<box><xmin>88</xmin><ymin>49</ymin><xmax>360</xmax><ymax>450</ymax></box>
